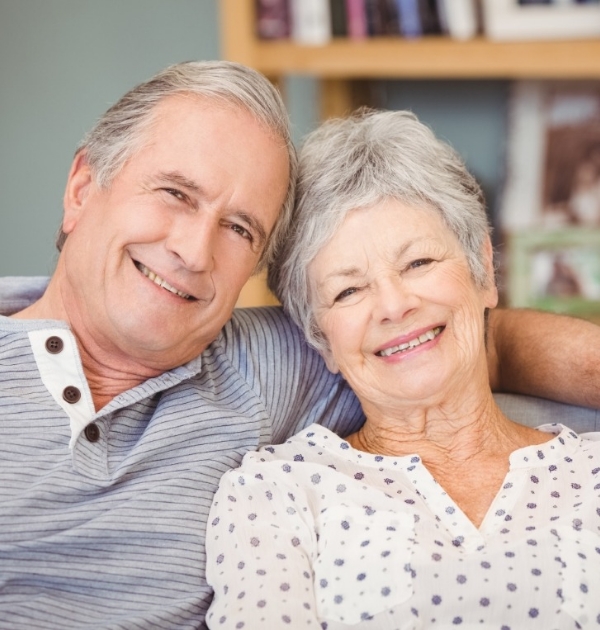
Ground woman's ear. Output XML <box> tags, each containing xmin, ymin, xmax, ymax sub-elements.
<box><xmin>320</xmin><ymin>345</ymin><xmax>340</xmax><ymax>375</ymax></box>
<box><xmin>62</xmin><ymin>151</ymin><xmax>94</xmax><ymax>235</ymax></box>
<box><xmin>481</xmin><ymin>236</ymin><xmax>499</xmax><ymax>309</ymax></box>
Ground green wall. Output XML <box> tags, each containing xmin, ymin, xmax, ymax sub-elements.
<box><xmin>0</xmin><ymin>0</ymin><xmax>219</xmax><ymax>275</ymax></box>
<box><xmin>383</xmin><ymin>79</ymin><xmax>509</xmax><ymax>225</ymax></box>
<box><xmin>0</xmin><ymin>1</ymin><xmax>508</xmax><ymax>275</ymax></box>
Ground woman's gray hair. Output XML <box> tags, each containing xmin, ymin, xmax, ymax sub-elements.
<box><xmin>57</xmin><ymin>60</ymin><xmax>297</xmax><ymax>270</ymax></box>
<box><xmin>268</xmin><ymin>108</ymin><xmax>492</xmax><ymax>353</ymax></box>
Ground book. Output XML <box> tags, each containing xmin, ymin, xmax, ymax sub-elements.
<box><xmin>419</xmin><ymin>0</ymin><xmax>442</xmax><ymax>34</ymax></box>
<box><xmin>396</xmin><ymin>0</ymin><xmax>423</xmax><ymax>37</ymax></box>
<box><xmin>330</xmin><ymin>0</ymin><xmax>348</xmax><ymax>36</ymax></box>
<box><xmin>436</xmin><ymin>0</ymin><xmax>478</xmax><ymax>39</ymax></box>
<box><xmin>365</xmin><ymin>0</ymin><xmax>384</xmax><ymax>35</ymax></box>
<box><xmin>395</xmin><ymin>0</ymin><xmax>439</xmax><ymax>36</ymax></box>
<box><xmin>290</xmin><ymin>0</ymin><xmax>332</xmax><ymax>45</ymax></box>
<box><xmin>379</xmin><ymin>0</ymin><xmax>401</xmax><ymax>35</ymax></box>
<box><xmin>255</xmin><ymin>0</ymin><xmax>291</xmax><ymax>39</ymax></box>
<box><xmin>346</xmin><ymin>0</ymin><xmax>368</xmax><ymax>39</ymax></box>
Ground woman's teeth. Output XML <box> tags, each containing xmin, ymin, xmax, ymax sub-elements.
<box><xmin>377</xmin><ymin>326</ymin><xmax>443</xmax><ymax>357</ymax></box>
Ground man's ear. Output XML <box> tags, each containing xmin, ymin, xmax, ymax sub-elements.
<box><xmin>62</xmin><ymin>151</ymin><xmax>94</xmax><ymax>235</ymax></box>
<box><xmin>481</xmin><ymin>236</ymin><xmax>499</xmax><ymax>309</ymax></box>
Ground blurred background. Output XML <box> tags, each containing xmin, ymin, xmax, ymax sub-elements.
<box><xmin>1</xmin><ymin>0</ymin><xmax>599</xmax><ymax>319</ymax></box>
<box><xmin>0</xmin><ymin>0</ymin><xmax>220</xmax><ymax>277</ymax></box>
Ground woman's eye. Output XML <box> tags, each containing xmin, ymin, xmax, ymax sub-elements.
<box><xmin>334</xmin><ymin>287</ymin><xmax>358</xmax><ymax>302</ymax></box>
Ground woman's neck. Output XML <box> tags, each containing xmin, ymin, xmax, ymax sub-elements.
<box><xmin>346</xmin><ymin>394</ymin><xmax>553</xmax><ymax>528</ymax></box>
<box><xmin>347</xmin><ymin>390</ymin><xmax>550</xmax><ymax>465</ymax></box>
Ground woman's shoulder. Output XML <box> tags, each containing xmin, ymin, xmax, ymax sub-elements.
<box><xmin>217</xmin><ymin>425</ymin><xmax>351</xmax><ymax>488</ymax></box>
<box><xmin>528</xmin><ymin>422</ymin><xmax>600</xmax><ymax>472</ymax></box>
<box><xmin>253</xmin><ymin>424</ymin><xmax>342</xmax><ymax>465</ymax></box>
<box><xmin>535</xmin><ymin>422</ymin><xmax>600</xmax><ymax>445</ymax></box>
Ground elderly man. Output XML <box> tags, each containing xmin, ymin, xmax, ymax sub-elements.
<box><xmin>1</xmin><ymin>60</ymin><xmax>599</xmax><ymax>629</ymax></box>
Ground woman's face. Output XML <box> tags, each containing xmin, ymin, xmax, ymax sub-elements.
<box><xmin>309</xmin><ymin>198</ymin><xmax>498</xmax><ymax>409</ymax></box>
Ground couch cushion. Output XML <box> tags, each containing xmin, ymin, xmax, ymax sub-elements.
<box><xmin>494</xmin><ymin>393</ymin><xmax>600</xmax><ymax>433</ymax></box>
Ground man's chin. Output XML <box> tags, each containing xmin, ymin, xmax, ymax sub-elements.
<box><xmin>108</xmin><ymin>301</ymin><xmax>232</xmax><ymax>365</ymax></box>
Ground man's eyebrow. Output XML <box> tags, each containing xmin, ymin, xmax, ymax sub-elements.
<box><xmin>155</xmin><ymin>171</ymin><xmax>269</xmax><ymax>248</ymax></box>
<box><xmin>156</xmin><ymin>171</ymin><xmax>203</xmax><ymax>196</ymax></box>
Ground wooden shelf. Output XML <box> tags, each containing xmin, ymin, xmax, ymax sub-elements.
<box><xmin>229</xmin><ymin>36</ymin><xmax>600</xmax><ymax>80</ymax></box>
<box><xmin>220</xmin><ymin>0</ymin><xmax>600</xmax><ymax>80</ymax></box>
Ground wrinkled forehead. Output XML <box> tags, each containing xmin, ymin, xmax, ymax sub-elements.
<box><xmin>311</xmin><ymin>197</ymin><xmax>445</xmax><ymax>262</ymax></box>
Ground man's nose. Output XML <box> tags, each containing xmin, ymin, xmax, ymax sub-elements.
<box><xmin>166</xmin><ymin>216</ymin><xmax>218</xmax><ymax>272</ymax></box>
<box><xmin>373</xmin><ymin>276</ymin><xmax>420</xmax><ymax>324</ymax></box>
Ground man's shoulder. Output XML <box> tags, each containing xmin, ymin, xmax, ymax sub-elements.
<box><xmin>228</xmin><ymin>305</ymin><xmax>292</xmax><ymax>328</ymax></box>
<box><xmin>0</xmin><ymin>277</ymin><xmax>49</xmax><ymax>316</ymax></box>
<box><xmin>221</xmin><ymin>306</ymin><xmax>304</xmax><ymax>349</ymax></box>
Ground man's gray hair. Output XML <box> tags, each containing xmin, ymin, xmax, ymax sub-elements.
<box><xmin>268</xmin><ymin>108</ymin><xmax>492</xmax><ymax>353</ymax></box>
<box><xmin>57</xmin><ymin>60</ymin><xmax>297</xmax><ymax>270</ymax></box>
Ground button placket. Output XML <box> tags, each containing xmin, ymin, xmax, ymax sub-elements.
<box><xmin>29</xmin><ymin>328</ymin><xmax>98</xmax><ymax>457</ymax></box>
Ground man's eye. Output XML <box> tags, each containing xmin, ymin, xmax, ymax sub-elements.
<box><xmin>230</xmin><ymin>223</ymin><xmax>253</xmax><ymax>242</ymax></box>
<box><xmin>408</xmin><ymin>258</ymin><xmax>433</xmax><ymax>270</ymax></box>
<box><xmin>334</xmin><ymin>287</ymin><xmax>358</xmax><ymax>302</ymax></box>
<box><xmin>162</xmin><ymin>188</ymin><xmax>186</xmax><ymax>202</ymax></box>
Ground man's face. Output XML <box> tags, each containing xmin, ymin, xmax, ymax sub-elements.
<box><xmin>60</xmin><ymin>94</ymin><xmax>289</xmax><ymax>370</ymax></box>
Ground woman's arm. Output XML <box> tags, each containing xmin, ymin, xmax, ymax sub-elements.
<box><xmin>205</xmin><ymin>469</ymin><xmax>319</xmax><ymax>628</ymax></box>
<box><xmin>487</xmin><ymin>308</ymin><xmax>600</xmax><ymax>408</ymax></box>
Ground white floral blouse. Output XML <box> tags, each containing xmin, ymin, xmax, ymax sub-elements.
<box><xmin>206</xmin><ymin>424</ymin><xmax>600</xmax><ymax>629</ymax></box>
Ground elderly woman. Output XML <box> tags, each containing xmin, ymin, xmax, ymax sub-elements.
<box><xmin>205</xmin><ymin>110</ymin><xmax>600</xmax><ymax>629</ymax></box>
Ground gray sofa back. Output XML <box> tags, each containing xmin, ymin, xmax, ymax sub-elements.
<box><xmin>494</xmin><ymin>393</ymin><xmax>600</xmax><ymax>433</ymax></box>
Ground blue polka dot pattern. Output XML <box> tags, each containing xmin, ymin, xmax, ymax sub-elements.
<box><xmin>206</xmin><ymin>423</ymin><xmax>600</xmax><ymax>628</ymax></box>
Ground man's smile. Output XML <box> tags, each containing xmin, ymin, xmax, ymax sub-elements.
<box><xmin>134</xmin><ymin>260</ymin><xmax>195</xmax><ymax>300</ymax></box>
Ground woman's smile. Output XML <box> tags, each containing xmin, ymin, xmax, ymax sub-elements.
<box><xmin>375</xmin><ymin>325</ymin><xmax>444</xmax><ymax>357</ymax></box>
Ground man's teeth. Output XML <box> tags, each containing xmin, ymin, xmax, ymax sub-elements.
<box><xmin>377</xmin><ymin>326</ymin><xmax>443</xmax><ymax>357</ymax></box>
<box><xmin>136</xmin><ymin>263</ymin><xmax>192</xmax><ymax>299</ymax></box>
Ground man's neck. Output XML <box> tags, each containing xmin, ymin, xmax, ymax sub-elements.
<box><xmin>78</xmin><ymin>343</ymin><xmax>162</xmax><ymax>411</ymax></box>
<box><xmin>12</xmin><ymin>276</ymin><xmax>165</xmax><ymax>411</ymax></box>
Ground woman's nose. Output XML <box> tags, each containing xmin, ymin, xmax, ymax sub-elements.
<box><xmin>373</xmin><ymin>276</ymin><xmax>420</xmax><ymax>324</ymax></box>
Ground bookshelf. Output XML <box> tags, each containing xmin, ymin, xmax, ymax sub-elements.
<box><xmin>220</xmin><ymin>0</ymin><xmax>600</xmax><ymax>307</ymax></box>
<box><xmin>221</xmin><ymin>0</ymin><xmax>600</xmax><ymax>118</ymax></box>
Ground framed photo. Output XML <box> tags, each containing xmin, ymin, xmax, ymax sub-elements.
<box><xmin>507</xmin><ymin>228</ymin><xmax>600</xmax><ymax>319</ymax></box>
<box><xmin>501</xmin><ymin>81</ymin><xmax>600</xmax><ymax>232</ymax></box>
<box><xmin>500</xmin><ymin>81</ymin><xmax>600</xmax><ymax>320</ymax></box>
<box><xmin>482</xmin><ymin>0</ymin><xmax>600</xmax><ymax>41</ymax></box>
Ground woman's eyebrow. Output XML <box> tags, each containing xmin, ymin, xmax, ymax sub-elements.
<box><xmin>317</xmin><ymin>238</ymin><xmax>425</xmax><ymax>288</ymax></box>
<box><xmin>317</xmin><ymin>266</ymin><xmax>363</xmax><ymax>288</ymax></box>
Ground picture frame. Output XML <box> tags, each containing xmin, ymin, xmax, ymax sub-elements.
<box><xmin>481</xmin><ymin>0</ymin><xmax>600</xmax><ymax>41</ymax></box>
<box><xmin>507</xmin><ymin>228</ymin><xmax>600</xmax><ymax>320</ymax></box>
<box><xmin>500</xmin><ymin>81</ymin><xmax>600</xmax><ymax>233</ymax></box>
<box><xmin>500</xmin><ymin>81</ymin><xmax>600</xmax><ymax>321</ymax></box>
